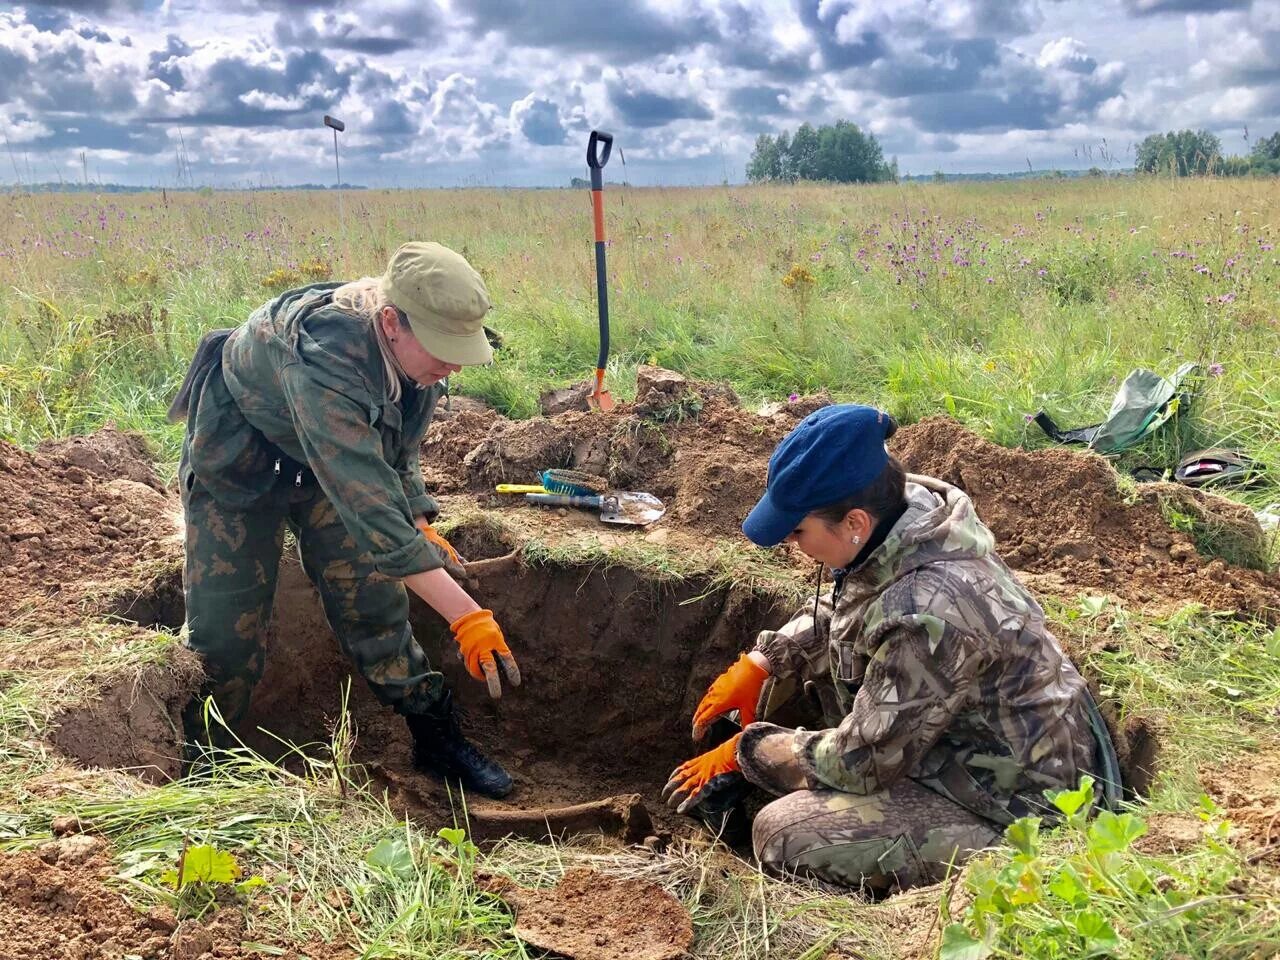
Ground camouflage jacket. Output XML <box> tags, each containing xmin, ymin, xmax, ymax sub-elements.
<box><xmin>741</xmin><ymin>475</ymin><xmax>1100</xmax><ymax>824</ymax></box>
<box><xmin>184</xmin><ymin>282</ymin><xmax>449</xmax><ymax>579</ymax></box>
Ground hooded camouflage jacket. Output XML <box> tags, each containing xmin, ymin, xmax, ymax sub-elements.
<box><xmin>184</xmin><ymin>282</ymin><xmax>449</xmax><ymax>579</ymax></box>
<box><xmin>741</xmin><ymin>475</ymin><xmax>1100</xmax><ymax>824</ymax></box>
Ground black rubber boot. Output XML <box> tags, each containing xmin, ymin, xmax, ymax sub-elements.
<box><xmin>405</xmin><ymin>693</ymin><xmax>514</xmax><ymax>799</ymax></box>
<box><xmin>691</xmin><ymin>771</ymin><xmax>753</xmax><ymax>847</ymax></box>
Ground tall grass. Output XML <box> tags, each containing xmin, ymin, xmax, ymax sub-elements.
<box><xmin>1</xmin><ymin>179</ymin><xmax>1276</xmax><ymax>504</ymax></box>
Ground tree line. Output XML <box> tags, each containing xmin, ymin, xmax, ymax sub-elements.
<box><xmin>746</xmin><ymin>121</ymin><xmax>896</xmax><ymax>184</ymax></box>
<box><xmin>1135</xmin><ymin>129</ymin><xmax>1279</xmax><ymax>177</ymax></box>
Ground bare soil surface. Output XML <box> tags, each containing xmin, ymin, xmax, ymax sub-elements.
<box><xmin>483</xmin><ymin>867</ymin><xmax>694</xmax><ymax>960</ymax></box>
<box><xmin>0</xmin><ymin>835</ymin><xmax>351</xmax><ymax>960</ymax></box>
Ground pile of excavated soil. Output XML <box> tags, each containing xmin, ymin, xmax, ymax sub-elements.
<box><xmin>427</xmin><ymin>379</ymin><xmax>1278</xmax><ymax>618</ymax></box>
<box><xmin>891</xmin><ymin>417</ymin><xmax>1279</xmax><ymax>619</ymax></box>
<box><xmin>0</xmin><ymin>835</ymin><xmax>351</xmax><ymax>960</ymax></box>
<box><xmin>427</xmin><ymin>383</ymin><xmax>793</xmax><ymax>539</ymax></box>
<box><xmin>0</xmin><ymin>430</ymin><xmax>177</xmax><ymax>628</ymax></box>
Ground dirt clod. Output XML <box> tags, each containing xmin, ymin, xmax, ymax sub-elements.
<box><xmin>486</xmin><ymin>867</ymin><xmax>693</xmax><ymax>960</ymax></box>
<box><xmin>0</xmin><ymin>431</ymin><xmax>178</xmax><ymax>628</ymax></box>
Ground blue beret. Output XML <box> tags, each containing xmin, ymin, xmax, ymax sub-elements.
<box><xmin>743</xmin><ymin>404</ymin><xmax>895</xmax><ymax>547</ymax></box>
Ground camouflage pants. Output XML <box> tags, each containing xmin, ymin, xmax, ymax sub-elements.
<box><xmin>180</xmin><ymin>460</ymin><xmax>447</xmax><ymax>731</ymax></box>
<box><xmin>752</xmin><ymin>780</ymin><xmax>1000</xmax><ymax>892</ymax></box>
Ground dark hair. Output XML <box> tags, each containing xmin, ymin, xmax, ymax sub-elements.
<box><xmin>810</xmin><ymin>453</ymin><xmax>907</xmax><ymax>526</ymax></box>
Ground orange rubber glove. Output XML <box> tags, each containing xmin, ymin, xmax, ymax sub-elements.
<box><xmin>662</xmin><ymin>734</ymin><xmax>742</xmax><ymax>814</ymax></box>
<box><xmin>692</xmin><ymin>653</ymin><xmax>769</xmax><ymax>740</ymax></box>
<box><xmin>450</xmin><ymin>609</ymin><xmax>521</xmax><ymax>699</ymax></box>
<box><xmin>416</xmin><ymin>519</ymin><xmax>466</xmax><ymax>578</ymax></box>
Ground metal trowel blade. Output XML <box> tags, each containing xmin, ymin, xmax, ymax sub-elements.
<box><xmin>599</xmin><ymin>492</ymin><xmax>666</xmax><ymax>526</ymax></box>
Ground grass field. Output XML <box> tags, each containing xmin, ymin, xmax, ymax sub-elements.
<box><xmin>1</xmin><ymin>177</ymin><xmax>1277</xmax><ymax>505</ymax></box>
<box><xmin>1</xmin><ymin>178</ymin><xmax>1279</xmax><ymax>958</ymax></box>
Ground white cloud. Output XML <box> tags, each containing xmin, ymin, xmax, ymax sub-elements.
<box><xmin>0</xmin><ymin>0</ymin><xmax>1277</xmax><ymax>186</ymax></box>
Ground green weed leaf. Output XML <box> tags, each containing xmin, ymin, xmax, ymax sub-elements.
<box><xmin>1078</xmin><ymin>595</ymin><xmax>1109</xmax><ymax>618</ymax></box>
<box><xmin>437</xmin><ymin>827</ymin><xmax>467</xmax><ymax>848</ymax></box>
<box><xmin>996</xmin><ymin>858</ymin><xmax>1043</xmax><ymax>905</ymax></box>
<box><xmin>366</xmin><ymin>836</ymin><xmax>415</xmax><ymax>879</ymax></box>
<box><xmin>1087</xmin><ymin>810</ymin><xmax>1148</xmax><ymax>854</ymax></box>
<box><xmin>1006</xmin><ymin>817</ymin><xmax>1041</xmax><ymax>857</ymax></box>
<box><xmin>1048</xmin><ymin>776</ymin><xmax>1095</xmax><ymax>819</ymax></box>
<box><xmin>1048</xmin><ymin>865</ymin><xmax>1089</xmax><ymax>907</ymax></box>
<box><xmin>939</xmin><ymin>924</ymin><xmax>993</xmax><ymax>960</ymax></box>
<box><xmin>1266</xmin><ymin>626</ymin><xmax>1280</xmax><ymax>660</ymax></box>
<box><xmin>167</xmin><ymin>845</ymin><xmax>242</xmax><ymax>889</ymax></box>
<box><xmin>1073</xmin><ymin>908</ymin><xmax>1121</xmax><ymax>955</ymax></box>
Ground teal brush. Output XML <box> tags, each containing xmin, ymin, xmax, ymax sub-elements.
<box><xmin>540</xmin><ymin>468</ymin><xmax>609</xmax><ymax>496</ymax></box>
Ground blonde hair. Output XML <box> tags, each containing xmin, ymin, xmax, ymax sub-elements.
<box><xmin>331</xmin><ymin>276</ymin><xmax>411</xmax><ymax>402</ymax></box>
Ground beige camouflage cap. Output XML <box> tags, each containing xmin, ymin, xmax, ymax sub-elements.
<box><xmin>381</xmin><ymin>242</ymin><xmax>493</xmax><ymax>365</ymax></box>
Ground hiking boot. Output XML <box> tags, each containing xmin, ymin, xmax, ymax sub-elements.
<box><xmin>405</xmin><ymin>693</ymin><xmax>514</xmax><ymax>799</ymax></box>
<box><xmin>690</xmin><ymin>771</ymin><xmax>753</xmax><ymax>847</ymax></box>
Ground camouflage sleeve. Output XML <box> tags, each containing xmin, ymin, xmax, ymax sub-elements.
<box><xmin>743</xmin><ymin>614</ymin><xmax>987</xmax><ymax>795</ymax></box>
<box><xmin>396</xmin><ymin>439</ymin><xmax>439</xmax><ymax>522</ymax></box>
<box><xmin>279</xmin><ymin>365</ymin><xmax>450</xmax><ymax>579</ymax></box>
<box><xmin>752</xmin><ymin>589</ymin><xmax>835</xmax><ymax>680</ymax></box>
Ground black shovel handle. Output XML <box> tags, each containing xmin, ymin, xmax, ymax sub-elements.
<box><xmin>587</xmin><ymin>130</ymin><xmax>613</xmax><ymax>170</ymax></box>
<box><xmin>525</xmin><ymin>493</ymin><xmax>604</xmax><ymax>510</ymax></box>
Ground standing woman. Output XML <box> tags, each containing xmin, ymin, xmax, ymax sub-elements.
<box><xmin>171</xmin><ymin>241</ymin><xmax>518</xmax><ymax>797</ymax></box>
<box><xmin>665</xmin><ymin>404</ymin><xmax>1119</xmax><ymax>890</ymax></box>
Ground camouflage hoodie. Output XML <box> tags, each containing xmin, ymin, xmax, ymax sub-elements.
<box><xmin>740</xmin><ymin>475</ymin><xmax>1100</xmax><ymax>824</ymax></box>
<box><xmin>183</xmin><ymin>283</ymin><xmax>449</xmax><ymax>579</ymax></box>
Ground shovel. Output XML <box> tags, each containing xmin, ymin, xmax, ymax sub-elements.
<box><xmin>585</xmin><ymin>130</ymin><xmax>615</xmax><ymax>412</ymax></box>
<box><xmin>525</xmin><ymin>491</ymin><xmax>665</xmax><ymax>526</ymax></box>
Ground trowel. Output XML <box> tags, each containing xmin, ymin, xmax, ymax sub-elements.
<box><xmin>524</xmin><ymin>491</ymin><xmax>665</xmax><ymax>526</ymax></box>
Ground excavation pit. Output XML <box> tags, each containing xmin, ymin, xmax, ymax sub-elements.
<box><xmin>70</xmin><ymin>523</ymin><xmax>795</xmax><ymax>834</ymax></box>
<box><xmin>58</xmin><ymin>515</ymin><xmax>1172</xmax><ymax>835</ymax></box>
<box><xmin>249</xmin><ymin>533</ymin><xmax>794</xmax><ymax>825</ymax></box>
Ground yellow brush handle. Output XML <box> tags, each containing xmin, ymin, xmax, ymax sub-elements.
<box><xmin>495</xmin><ymin>484</ymin><xmax>548</xmax><ymax>494</ymax></box>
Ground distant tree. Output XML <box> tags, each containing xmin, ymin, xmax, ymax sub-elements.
<box><xmin>745</xmin><ymin>134</ymin><xmax>783</xmax><ymax>182</ymax></box>
<box><xmin>1251</xmin><ymin>131</ymin><xmax>1280</xmax><ymax>162</ymax></box>
<box><xmin>774</xmin><ymin>131</ymin><xmax>793</xmax><ymax>180</ymax></box>
<box><xmin>932</xmin><ymin>170</ymin><xmax>946</xmax><ymax>183</ymax></box>
<box><xmin>814</xmin><ymin>120</ymin><xmax>889</xmax><ymax>183</ymax></box>
<box><xmin>745</xmin><ymin>120</ymin><xmax>892</xmax><ymax>184</ymax></box>
<box><xmin>788</xmin><ymin>123</ymin><xmax>821</xmax><ymax>181</ymax></box>
<box><xmin>1248</xmin><ymin>131</ymin><xmax>1280</xmax><ymax>173</ymax></box>
<box><xmin>1135</xmin><ymin>129</ymin><xmax>1223</xmax><ymax>176</ymax></box>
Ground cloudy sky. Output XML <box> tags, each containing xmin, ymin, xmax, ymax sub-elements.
<box><xmin>1</xmin><ymin>0</ymin><xmax>1277</xmax><ymax>187</ymax></box>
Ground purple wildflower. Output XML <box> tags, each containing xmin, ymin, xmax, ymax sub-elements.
<box><xmin>1209</xmin><ymin>362</ymin><xmax>1224</xmax><ymax>376</ymax></box>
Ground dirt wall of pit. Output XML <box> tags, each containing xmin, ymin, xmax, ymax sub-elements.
<box><xmin>243</xmin><ymin>540</ymin><xmax>794</xmax><ymax>809</ymax></box>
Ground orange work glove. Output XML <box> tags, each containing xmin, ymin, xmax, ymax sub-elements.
<box><xmin>692</xmin><ymin>653</ymin><xmax>769</xmax><ymax>740</ymax></box>
<box><xmin>662</xmin><ymin>734</ymin><xmax>742</xmax><ymax>814</ymax></box>
<box><xmin>416</xmin><ymin>519</ymin><xmax>466</xmax><ymax>578</ymax></box>
<box><xmin>450</xmin><ymin>609</ymin><xmax>521</xmax><ymax>699</ymax></box>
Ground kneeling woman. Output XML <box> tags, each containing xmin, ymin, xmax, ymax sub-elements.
<box><xmin>665</xmin><ymin>404</ymin><xmax>1118</xmax><ymax>890</ymax></box>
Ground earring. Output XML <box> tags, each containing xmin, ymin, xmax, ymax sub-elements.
<box><xmin>851</xmin><ymin>536</ymin><xmax>861</xmax><ymax>545</ymax></box>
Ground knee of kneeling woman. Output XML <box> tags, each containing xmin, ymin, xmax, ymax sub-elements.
<box><xmin>750</xmin><ymin>792</ymin><xmax>801</xmax><ymax>872</ymax></box>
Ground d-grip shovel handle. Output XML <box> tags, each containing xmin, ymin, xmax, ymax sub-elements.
<box><xmin>525</xmin><ymin>493</ymin><xmax>603</xmax><ymax>510</ymax></box>
<box><xmin>587</xmin><ymin>130</ymin><xmax>613</xmax><ymax>170</ymax></box>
